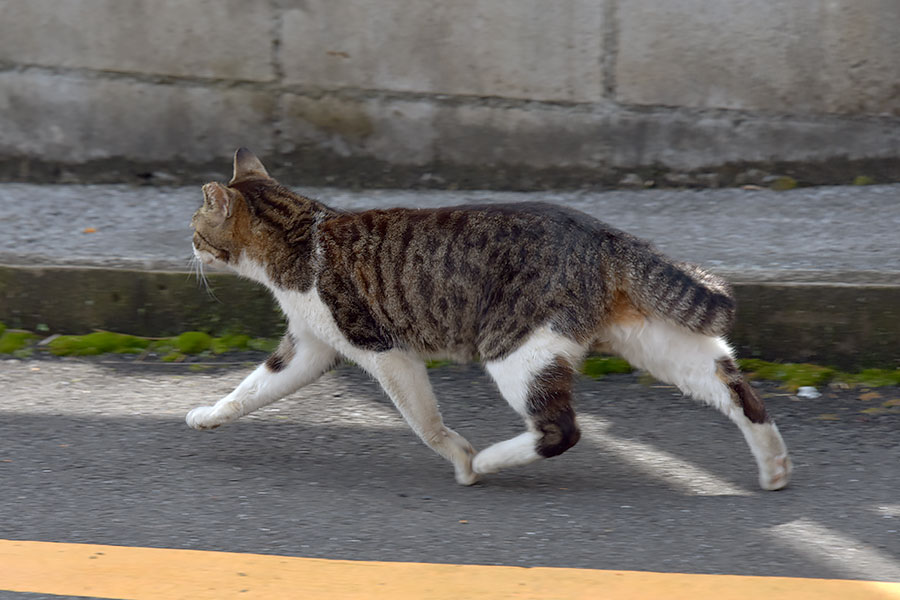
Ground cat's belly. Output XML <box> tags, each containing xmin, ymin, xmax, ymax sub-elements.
<box><xmin>273</xmin><ymin>286</ymin><xmax>377</xmax><ymax>363</ymax></box>
<box><xmin>273</xmin><ymin>285</ymin><xmax>479</xmax><ymax>364</ymax></box>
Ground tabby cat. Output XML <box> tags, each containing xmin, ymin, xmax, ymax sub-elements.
<box><xmin>186</xmin><ymin>148</ymin><xmax>792</xmax><ymax>490</ymax></box>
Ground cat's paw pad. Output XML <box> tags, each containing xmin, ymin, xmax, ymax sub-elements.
<box><xmin>186</xmin><ymin>406</ymin><xmax>221</xmax><ymax>430</ymax></box>
<box><xmin>759</xmin><ymin>453</ymin><xmax>792</xmax><ymax>491</ymax></box>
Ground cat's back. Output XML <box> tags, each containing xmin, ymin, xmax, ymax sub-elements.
<box><xmin>319</xmin><ymin>200</ymin><xmax>631</xmax><ymax>264</ymax></box>
<box><xmin>315</xmin><ymin>201</ymin><xmax>630</xmax><ymax>359</ymax></box>
<box><xmin>318</xmin><ymin>201</ymin><xmax>633</xmax><ymax>302</ymax></box>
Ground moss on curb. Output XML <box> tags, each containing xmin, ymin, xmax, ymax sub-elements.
<box><xmin>841</xmin><ymin>369</ymin><xmax>900</xmax><ymax>388</ymax></box>
<box><xmin>0</xmin><ymin>329</ymin><xmax>38</xmax><ymax>354</ymax></box>
<box><xmin>173</xmin><ymin>332</ymin><xmax>213</xmax><ymax>354</ymax></box>
<box><xmin>212</xmin><ymin>334</ymin><xmax>251</xmax><ymax>354</ymax></box>
<box><xmin>737</xmin><ymin>358</ymin><xmax>900</xmax><ymax>391</ymax></box>
<box><xmin>247</xmin><ymin>338</ymin><xmax>279</xmax><ymax>353</ymax></box>
<box><xmin>1</xmin><ymin>323</ymin><xmax>898</xmax><ymax>389</ymax></box>
<box><xmin>47</xmin><ymin>332</ymin><xmax>151</xmax><ymax>356</ymax></box>
<box><xmin>737</xmin><ymin>359</ymin><xmax>835</xmax><ymax>390</ymax></box>
<box><xmin>581</xmin><ymin>356</ymin><xmax>633</xmax><ymax>379</ymax></box>
<box><xmin>0</xmin><ymin>325</ymin><xmax>279</xmax><ymax>359</ymax></box>
<box><xmin>770</xmin><ymin>176</ymin><xmax>798</xmax><ymax>191</ymax></box>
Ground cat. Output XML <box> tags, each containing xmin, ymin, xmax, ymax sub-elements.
<box><xmin>186</xmin><ymin>148</ymin><xmax>792</xmax><ymax>491</ymax></box>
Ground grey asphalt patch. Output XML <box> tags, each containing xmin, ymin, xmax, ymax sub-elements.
<box><xmin>1</xmin><ymin>359</ymin><xmax>898</xmax><ymax>580</ymax></box>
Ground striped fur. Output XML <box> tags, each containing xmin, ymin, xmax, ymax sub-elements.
<box><xmin>195</xmin><ymin>186</ymin><xmax>736</xmax><ymax>361</ymax></box>
<box><xmin>628</xmin><ymin>255</ymin><xmax>735</xmax><ymax>336</ymax></box>
<box><xmin>187</xmin><ymin>149</ymin><xmax>791</xmax><ymax>491</ymax></box>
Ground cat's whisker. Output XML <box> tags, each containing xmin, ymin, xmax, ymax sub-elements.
<box><xmin>197</xmin><ymin>261</ymin><xmax>220</xmax><ymax>303</ymax></box>
<box><xmin>188</xmin><ymin>255</ymin><xmax>202</xmax><ymax>286</ymax></box>
<box><xmin>185</xmin><ymin>256</ymin><xmax>198</xmax><ymax>282</ymax></box>
<box><xmin>187</xmin><ymin>254</ymin><xmax>220</xmax><ymax>302</ymax></box>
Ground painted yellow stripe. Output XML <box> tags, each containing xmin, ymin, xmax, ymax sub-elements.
<box><xmin>1</xmin><ymin>539</ymin><xmax>898</xmax><ymax>600</ymax></box>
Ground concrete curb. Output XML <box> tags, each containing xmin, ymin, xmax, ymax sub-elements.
<box><xmin>2</xmin><ymin>264</ymin><xmax>897</xmax><ymax>370</ymax></box>
<box><xmin>0</xmin><ymin>265</ymin><xmax>285</xmax><ymax>339</ymax></box>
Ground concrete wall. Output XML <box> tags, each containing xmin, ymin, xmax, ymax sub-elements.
<box><xmin>1</xmin><ymin>0</ymin><xmax>898</xmax><ymax>188</ymax></box>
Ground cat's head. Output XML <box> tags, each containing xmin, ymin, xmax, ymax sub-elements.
<box><xmin>191</xmin><ymin>148</ymin><xmax>271</xmax><ymax>268</ymax></box>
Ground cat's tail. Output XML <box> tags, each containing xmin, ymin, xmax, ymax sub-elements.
<box><xmin>625</xmin><ymin>254</ymin><xmax>736</xmax><ymax>336</ymax></box>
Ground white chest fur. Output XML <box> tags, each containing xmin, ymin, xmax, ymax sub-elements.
<box><xmin>235</xmin><ymin>253</ymin><xmax>350</xmax><ymax>352</ymax></box>
<box><xmin>274</xmin><ymin>287</ymin><xmax>358</xmax><ymax>356</ymax></box>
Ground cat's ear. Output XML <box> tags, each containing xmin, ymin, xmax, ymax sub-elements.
<box><xmin>230</xmin><ymin>147</ymin><xmax>270</xmax><ymax>183</ymax></box>
<box><xmin>202</xmin><ymin>182</ymin><xmax>236</xmax><ymax>224</ymax></box>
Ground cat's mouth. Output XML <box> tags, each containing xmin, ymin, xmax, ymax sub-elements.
<box><xmin>193</xmin><ymin>231</ymin><xmax>230</xmax><ymax>264</ymax></box>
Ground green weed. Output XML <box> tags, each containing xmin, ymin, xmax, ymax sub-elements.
<box><xmin>0</xmin><ymin>330</ymin><xmax>38</xmax><ymax>354</ymax></box>
<box><xmin>581</xmin><ymin>356</ymin><xmax>633</xmax><ymax>379</ymax></box>
<box><xmin>211</xmin><ymin>334</ymin><xmax>251</xmax><ymax>354</ymax></box>
<box><xmin>47</xmin><ymin>332</ymin><xmax>150</xmax><ymax>356</ymax></box>
<box><xmin>173</xmin><ymin>331</ymin><xmax>213</xmax><ymax>354</ymax></box>
<box><xmin>738</xmin><ymin>359</ymin><xmax>835</xmax><ymax>391</ymax></box>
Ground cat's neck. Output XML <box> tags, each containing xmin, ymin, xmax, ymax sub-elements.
<box><xmin>228</xmin><ymin>180</ymin><xmax>338</xmax><ymax>292</ymax></box>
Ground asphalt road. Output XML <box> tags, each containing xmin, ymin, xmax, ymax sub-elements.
<box><xmin>1</xmin><ymin>355</ymin><xmax>899</xmax><ymax>598</ymax></box>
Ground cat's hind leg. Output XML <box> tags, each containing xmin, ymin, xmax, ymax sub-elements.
<box><xmin>358</xmin><ymin>350</ymin><xmax>478</xmax><ymax>485</ymax></box>
<box><xmin>604</xmin><ymin>318</ymin><xmax>792</xmax><ymax>490</ymax></box>
<box><xmin>186</xmin><ymin>331</ymin><xmax>337</xmax><ymax>430</ymax></box>
<box><xmin>475</xmin><ymin>327</ymin><xmax>586</xmax><ymax>477</ymax></box>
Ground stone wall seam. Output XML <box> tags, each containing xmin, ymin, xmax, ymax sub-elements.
<box><xmin>270</xmin><ymin>1</ymin><xmax>287</xmax><ymax>155</ymax></box>
<box><xmin>602</xmin><ymin>0</ymin><xmax>619</xmax><ymax>99</ymax></box>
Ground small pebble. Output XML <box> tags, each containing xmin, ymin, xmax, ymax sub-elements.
<box><xmin>797</xmin><ymin>386</ymin><xmax>822</xmax><ymax>399</ymax></box>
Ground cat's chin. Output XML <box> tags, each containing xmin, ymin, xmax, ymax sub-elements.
<box><xmin>193</xmin><ymin>247</ymin><xmax>220</xmax><ymax>266</ymax></box>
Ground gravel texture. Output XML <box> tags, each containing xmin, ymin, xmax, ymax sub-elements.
<box><xmin>2</xmin><ymin>183</ymin><xmax>898</xmax><ymax>283</ymax></box>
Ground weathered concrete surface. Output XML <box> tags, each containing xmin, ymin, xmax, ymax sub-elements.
<box><xmin>0</xmin><ymin>72</ymin><xmax>278</xmax><ymax>163</ymax></box>
<box><xmin>280</xmin><ymin>0</ymin><xmax>606</xmax><ymax>102</ymax></box>
<box><xmin>0</xmin><ymin>0</ymin><xmax>276</xmax><ymax>81</ymax></box>
<box><xmin>616</xmin><ymin>0</ymin><xmax>900</xmax><ymax>115</ymax></box>
<box><xmin>0</xmin><ymin>0</ymin><xmax>897</xmax><ymax>188</ymax></box>
<box><xmin>731</xmin><ymin>284</ymin><xmax>900</xmax><ymax>368</ymax></box>
<box><xmin>0</xmin><ymin>183</ymin><xmax>897</xmax><ymax>368</ymax></box>
<box><xmin>0</xmin><ymin>267</ymin><xmax>285</xmax><ymax>339</ymax></box>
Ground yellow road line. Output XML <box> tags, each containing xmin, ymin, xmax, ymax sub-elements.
<box><xmin>2</xmin><ymin>539</ymin><xmax>898</xmax><ymax>600</ymax></box>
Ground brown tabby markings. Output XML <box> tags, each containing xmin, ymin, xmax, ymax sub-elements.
<box><xmin>227</xmin><ymin>179</ymin><xmax>334</xmax><ymax>292</ymax></box>
<box><xmin>716</xmin><ymin>357</ymin><xmax>770</xmax><ymax>424</ymax></box>
<box><xmin>528</xmin><ymin>358</ymin><xmax>581</xmax><ymax>458</ymax></box>
<box><xmin>202</xmin><ymin>176</ymin><xmax>737</xmax><ymax>366</ymax></box>
<box><xmin>187</xmin><ymin>150</ymin><xmax>792</xmax><ymax>491</ymax></box>
<box><xmin>265</xmin><ymin>332</ymin><xmax>296</xmax><ymax>373</ymax></box>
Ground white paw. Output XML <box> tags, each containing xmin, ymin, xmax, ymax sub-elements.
<box><xmin>472</xmin><ymin>432</ymin><xmax>540</xmax><ymax>475</ymax></box>
<box><xmin>185</xmin><ymin>406</ymin><xmax>222</xmax><ymax>430</ymax></box>
<box><xmin>456</xmin><ymin>469</ymin><xmax>480</xmax><ymax>486</ymax></box>
<box><xmin>472</xmin><ymin>451</ymin><xmax>495</xmax><ymax>476</ymax></box>
<box><xmin>759</xmin><ymin>453</ymin><xmax>793</xmax><ymax>491</ymax></box>
<box><xmin>453</xmin><ymin>436</ymin><xmax>479</xmax><ymax>486</ymax></box>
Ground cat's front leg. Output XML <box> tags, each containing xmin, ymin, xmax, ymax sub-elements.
<box><xmin>186</xmin><ymin>331</ymin><xmax>337</xmax><ymax>430</ymax></box>
<box><xmin>358</xmin><ymin>350</ymin><xmax>478</xmax><ymax>485</ymax></box>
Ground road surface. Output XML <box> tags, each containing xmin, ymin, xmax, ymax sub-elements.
<box><xmin>1</xmin><ymin>354</ymin><xmax>898</xmax><ymax>598</ymax></box>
